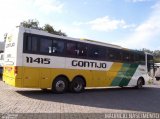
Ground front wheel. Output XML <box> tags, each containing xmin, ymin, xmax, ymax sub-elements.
<box><xmin>136</xmin><ymin>78</ymin><xmax>144</xmax><ymax>89</ymax></box>
<box><xmin>52</xmin><ymin>77</ymin><xmax>68</xmax><ymax>94</ymax></box>
<box><xmin>70</xmin><ymin>77</ymin><xmax>85</xmax><ymax>93</ymax></box>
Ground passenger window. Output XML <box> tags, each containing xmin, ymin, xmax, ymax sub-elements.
<box><xmin>52</xmin><ymin>39</ymin><xmax>65</xmax><ymax>55</ymax></box>
<box><xmin>66</xmin><ymin>42</ymin><xmax>77</xmax><ymax>57</ymax></box>
<box><xmin>130</xmin><ymin>52</ymin><xmax>135</xmax><ymax>62</ymax></box>
<box><xmin>135</xmin><ymin>53</ymin><xmax>145</xmax><ymax>64</ymax></box>
<box><xmin>122</xmin><ymin>51</ymin><xmax>130</xmax><ymax>62</ymax></box>
<box><xmin>108</xmin><ymin>48</ymin><xmax>122</xmax><ymax>62</ymax></box>
<box><xmin>88</xmin><ymin>45</ymin><xmax>106</xmax><ymax>60</ymax></box>
<box><xmin>25</xmin><ymin>35</ymin><xmax>38</xmax><ymax>53</ymax></box>
<box><xmin>40</xmin><ymin>38</ymin><xmax>52</xmax><ymax>54</ymax></box>
<box><xmin>77</xmin><ymin>43</ymin><xmax>88</xmax><ymax>58</ymax></box>
<box><xmin>32</xmin><ymin>37</ymin><xmax>38</xmax><ymax>52</ymax></box>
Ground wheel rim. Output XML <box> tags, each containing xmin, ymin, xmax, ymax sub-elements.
<box><xmin>56</xmin><ymin>80</ymin><xmax>65</xmax><ymax>92</ymax></box>
<box><xmin>73</xmin><ymin>83</ymin><xmax>82</xmax><ymax>92</ymax></box>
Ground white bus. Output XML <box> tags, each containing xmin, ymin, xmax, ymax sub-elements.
<box><xmin>3</xmin><ymin>27</ymin><xmax>154</xmax><ymax>93</ymax></box>
<box><xmin>155</xmin><ymin>63</ymin><xmax>160</xmax><ymax>81</ymax></box>
<box><xmin>0</xmin><ymin>52</ymin><xmax>4</xmax><ymax>75</ymax></box>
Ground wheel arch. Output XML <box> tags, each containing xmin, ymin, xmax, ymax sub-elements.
<box><xmin>138</xmin><ymin>76</ymin><xmax>145</xmax><ymax>85</ymax></box>
<box><xmin>53</xmin><ymin>74</ymin><xmax>70</xmax><ymax>84</ymax></box>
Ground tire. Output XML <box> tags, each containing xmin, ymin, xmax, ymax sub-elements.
<box><xmin>52</xmin><ymin>76</ymin><xmax>68</xmax><ymax>94</ymax></box>
<box><xmin>70</xmin><ymin>77</ymin><xmax>85</xmax><ymax>93</ymax></box>
<box><xmin>136</xmin><ymin>78</ymin><xmax>143</xmax><ymax>89</ymax></box>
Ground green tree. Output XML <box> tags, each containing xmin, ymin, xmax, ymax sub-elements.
<box><xmin>141</xmin><ymin>48</ymin><xmax>160</xmax><ymax>63</ymax></box>
<box><xmin>43</xmin><ymin>24</ymin><xmax>66</xmax><ymax>36</ymax></box>
<box><xmin>20</xmin><ymin>19</ymin><xmax>42</xmax><ymax>30</ymax></box>
<box><xmin>20</xmin><ymin>19</ymin><xmax>66</xmax><ymax>36</ymax></box>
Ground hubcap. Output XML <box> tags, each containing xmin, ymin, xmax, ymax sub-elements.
<box><xmin>56</xmin><ymin>80</ymin><xmax>65</xmax><ymax>92</ymax></box>
<box><xmin>74</xmin><ymin>83</ymin><xmax>82</xmax><ymax>91</ymax></box>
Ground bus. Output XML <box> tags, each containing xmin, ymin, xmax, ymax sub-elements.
<box><xmin>0</xmin><ymin>52</ymin><xmax>4</xmax><ymax>76</ymax></box>
<box><xmin>3</xmin><ymin>27</ymin><xmax>154</xmax><ymax>93</ymax></box>
<box><xmin>155</xmin><ymin>63</ymin><xmax>160</xmax><ymax>81</ymax></box>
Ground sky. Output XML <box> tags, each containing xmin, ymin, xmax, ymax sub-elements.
<box><xmin>0</xmin><ymin>0</ymin><xmax>160</xmax><ymax>50</ymax></box>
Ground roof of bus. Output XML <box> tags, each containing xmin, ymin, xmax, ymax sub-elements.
<box><xmin>20</xmin><ymin>26</ymin><xmax>146</xmax><ymax>54</ymax></box>
<box><xmin>20</xmin><ymin>27</ymin><xmax>124</xmax><ymax>49</ymax></box>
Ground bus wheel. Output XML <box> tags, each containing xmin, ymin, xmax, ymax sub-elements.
<box><xmin>136</xmin><ymin>78</ymin><xmax>144</xmax><ymax>89</ymax></box>
<box><xmin>52</xmin><ymin>76</ymin><xmax>68</xmax><ymax>94</ymax></box>
<box><xmin>70</xmin><ymin>77</ymin><xmax>85</xmax><ymax>93</ymax></box>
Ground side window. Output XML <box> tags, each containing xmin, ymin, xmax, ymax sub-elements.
<box><xmin>32</xmin><ymin>37</ymin><xmax>38</xmax><ymax>52</ymax></box>
<box><xmin>88</xmin><ymin>45</ymin><xmax>106</xmax><ymax>60</ymax></box>
<box><xmin>135</xmin><ymin>53</ymin><xmax>145</xmax><ymax>64</ymax></box>
<box><xmin>52</xmin><ymin>39</ymin><xmax>65</xmax><ymax>55</ymax></box>
<box><xmin>139</xmin><ymin>54</ymin><xmax>145</xmax><ymax>64</ymax></box>
<box><xmin>40</xmin><ymin>38</ymin><xmax>52</xmax><ymax>54</ymax></box>
<box><xmin>24</xmin><ymin>35</ymin><xmax>38</xmax><ymax>53</ymax></box>
<box><xmin>77</xmin><ymin>43</ymin><xmax>88</xmax><ymax>58</ymax></box>
<box><xmin>66</xmin><ymin>42</ymin><xmax>77</xmax><ymax>57</ymax></box>
<box><xmin>130</xmin><ymin>52</ymin><xmax>135</xmax><ymax>62</ymax></box>
<box><xmin>108</xmin><ymin>48</ymin><xmax>122</xmax><ymax>62</ymax></box>
<box><xmin>122</xmin><ymin>51</ymin><xmax>130</xmax><ymax>62</ymax></box>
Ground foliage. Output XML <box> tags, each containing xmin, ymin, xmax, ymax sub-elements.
<box><xmin>20</xmin><ymin>19</ymin><xmax>66</xmax><ymax>36</ymax></box>
<box><xmin>43</xmin><ymin>24</ymin><xmax>66</xmax><ymax>36</ymax></box>
<box><xmin>141</xmin><ymin>48</ymin><xmax>160</xmax><ymax>63</ymax></box>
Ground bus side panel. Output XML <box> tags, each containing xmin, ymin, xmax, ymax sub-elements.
<box><xmin>40</xmin><ymin>68</ymin><xmax>51</xmax><ymax>88</ymax></box>
<box><xmin>3</xmin><ymin>66</ymin><xmax>23</xmax><ymax>87</ymax></box>
<box><xmin>49</xmin><ymin>68</ymin><xmax>93</xmax><ymax>87</ymax></box>
<box><xmin>111</xmin><ymin>63</ymin><xmax>130</xmax><ymax>86</ymax></box>
<box><xmin>128</xmin><ymin>65</ymin><xmax>147</xmax><ymax>86</ymax></box>
<box><xmin>91</xmin><ymin>62</ymin><xmax>123</xmax><ymax>87</ymax></box>
<box><xmin>119</xmin><ymin>64</ymin><xmax>139</xmax><ymax>86</ymax></box>
<box><xmin>92</xmin><ymin>70</ymin><xmax>106</xmax><ymax>87</ymax></box>
<box><xmin>22</xmin><ymin>67</ymin><xmax>39</xmax><ymax>88</ymax></box>
<box><xmin>21</xmin><ymin>66</ymin><xmax>93</xmax><ymax>88</ymax></box>
<box><xmin>109</xmin><ymin>63</ymin><xmax>129</xmax><ymax>86</ymax></box>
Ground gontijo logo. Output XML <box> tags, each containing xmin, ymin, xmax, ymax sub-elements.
<box><xmin>7</xmin><ymin>35</ymin><xmax>12</xmax><ymax>42</ymax></box>
<box><xmin>6</xmin><ymin>34</ymin><xmax>15</xmax><ymax>48</ymax></box>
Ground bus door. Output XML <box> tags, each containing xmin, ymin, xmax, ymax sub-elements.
<box><xmin>147</xmin><ymin>54</ymin><xmax>155</xmax><ymax>78</ymax></box>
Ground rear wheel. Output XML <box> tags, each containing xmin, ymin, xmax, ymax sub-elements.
<box><xmin>70</xmin><ymin>77</ymin><xmax>85</xmax><ymax>93</ymax></box>
<box><xmin>136</xmin><ymin>78</ymin><xmax>144</xmax><ymax>89</ymax></box>
<box><xmin>52</xmin><ymin>76</ymin><xmax>68</xmax><ymax>94</ymax></box>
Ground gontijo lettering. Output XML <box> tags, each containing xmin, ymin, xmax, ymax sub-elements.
<box><xmin>72</xmin><ymin>60</ymin><xmax>107</xmax><ymax>68</ymax></box>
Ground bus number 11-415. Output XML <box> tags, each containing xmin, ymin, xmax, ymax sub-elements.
<box><xmin>26</xmin><ymin>57</ymin><xmax>50</xmax><ymax>64</ymax></box>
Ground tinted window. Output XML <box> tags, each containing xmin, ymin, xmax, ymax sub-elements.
<box><xmin>52</xmin><ymin>39</ymin><xmax>65</xmax><ymax>55</ymax></box>
<box><xmin>130</xmin><ymin>52</ymin><xmax>135</xmax><ymax>62</ymax></box>
<box><xmin>139</xmin><ymin>54</ymin><xmax>145</xmax><ymax>64</ymax></box>
<box><xmin>40</xmin><ymin>38</ymin><xmax>52</xmax><ymax>54</ymax></box>
<box><xmin>24</xmin><ymin>35</ymin><xmax>38</xmax><ymax>53</ymax></box>
<box><xmin>88</xmin><ymin>45</ymin><xmax>106</xmax><ymax>60</ymax></box>
<box><xmin>108</xmin><ymin>48</ymin><xmax>122</xmax><ymax>62</ymax></box>
<box><xmin>66</xmin><ymin>42</ymin><xmax>77</xmax><ymax>57</ymax></box>
<box><xmin>77</xmin><ymin>43</ymin><xmax>88</xmax><ymax>58</ymax></box>
<box><xmin>122</xmin><ymin>51</ymin><xmax>130</xmax><ymax>62</ymax></box>
<box><xmin>135</xmin><ymin>53</ymin><xmax>145</xmax><ymax>64</ymax></box>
